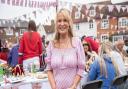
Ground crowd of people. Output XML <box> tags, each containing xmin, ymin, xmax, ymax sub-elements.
<box><xmin>0</xmin><ymin>8</ymin><xmax>128</xmax><ymax>89</ymax></box>
<box><xmin>0</xmin><ymin>20</ymin><xmax>45</xmax><ymax>75</ymax></box>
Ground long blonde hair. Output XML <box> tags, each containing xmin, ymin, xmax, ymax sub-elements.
<box><xmin>98</xmin><ymin>42</ymin><xmax>119</xmax><ymax>78</ymax></box>
<box><xmin>53</xmin><ymin>9</ymin><xmax>74</xmax><ymax>48</ymax></box>
<box><xmin>54</xmin><ymin>9</ymin><xmax>73</xmax><ymax>41</ymax></box>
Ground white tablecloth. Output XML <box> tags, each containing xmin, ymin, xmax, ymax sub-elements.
<box><xmin>0</xmin><ymin>71</ymin><xmax>89</xmax><ymax>89</ymax></box>
<box><xmin>0</xmin><ymin>77</ymin><xmax>51</xmax><ymax>89</ymax></box>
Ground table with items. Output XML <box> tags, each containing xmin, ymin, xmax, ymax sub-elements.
<box><xmin>0</xmin><ymin>72</ymin><xmax>51</xmax><ymax>89</ymax></box>
<box><xmin>0</xmin><ymin>63</ymin><xmax>51</xmax><ymax>89</ymax></box>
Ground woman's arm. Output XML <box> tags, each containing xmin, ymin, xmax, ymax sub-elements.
<box><xmin>47</xmin><ymin>70</ymin><xmax>56</xmax><ymax>89</ymax></box>
<box><xmin>46</xmin><ymin>41</ymin><xmax>56</xmax><ymax>89</ymax></box>
<box><xmin>88</xmin><ymin>60</ymin><xmax>98</xmax><ymax>80</ymax></box>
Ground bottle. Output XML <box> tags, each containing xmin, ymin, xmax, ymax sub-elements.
<box><xmin>32</xmin><ymin>64</ymin><xmax>36</xmax><ymax>73</ymax></box>
<box><xmin>0</xmin><ymin>66</ymin><xmax>4</xmax><ymax>82</ymax></box>
<box><xmin>30</xmin><ymin>63</ymin><xmax>33</xmax><ymax>73</ymax></box>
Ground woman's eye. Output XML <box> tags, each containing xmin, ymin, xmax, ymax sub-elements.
<box><xmin>63</xmin><ymin>19</ymin><xmax>67</xmax><ymax>22</ymax></box>
<box><xmin>58</xmin><ymin>20</ymin><xmax>61</xmax><ymax>22</ymax></box>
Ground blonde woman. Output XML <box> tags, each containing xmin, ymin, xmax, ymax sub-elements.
<box><xmin>88</xmin><ymin>42</ymin><xmax>120</xmax><ymax>89</ymax></box>
<box><xmin>45</xmin><ymin>9</ymin><xmax>85</xmax><ymax>89</ymax></box>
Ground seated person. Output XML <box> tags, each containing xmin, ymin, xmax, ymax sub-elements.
<box><xmin>123</xmin><ymin>38</ymin><xmax>128</xmax><ymax>58</ymax></box>
<box><xmin>8</xmin><ymin>36</ymin><xmax>21</xmax><ymax>67</ymax></box>
<box><xmin>88</xmin><ymin>42</ymin><xmax>120</xmax><ymax>89</ymax></box>
<box><xmin>114</xmin><ymin>39</ymin><xmax>128</xmax><ymax>66</ymax></box>
<box><xmin>84</xmin><ymin>36</ymin><xmax>99</xmax><ymax>54</ymax></box>
<box><xmin>82</xmin><ymin>40</ymin><xmax>97</xmax><ymax>72</ymax></box>
<box><xmin>8</xmin><ymin>44</ymin><xmax>19</xmax><ymax>67</ymax></box>
<box><xmin>123</xmin><ymin>37</ymin><xmax>128</xmax><ymax>54</ymax></box>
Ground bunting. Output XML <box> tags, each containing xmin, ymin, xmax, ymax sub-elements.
<box><xmin>23</xmin><ymin>14</ymin><xmax>26</xmax><ymax>19</ymax></box>
<box><xmin>121</xmin><ymin>6</ymin><xmax>126</xmax><ymax>12</ymax></box>
<box><xmin>107</xmin><ymin>15</ymin><xmax>109</xmax><ymax>19</ymax></box>
<box><xmin>98</xmin><ymin>5</ymin><xmax>104</xmax><ymax>11</ymax></box>
<box><xmin>108</xmin><ymin>5</ymin><xmax>113</xmax><ymax>12</ymax></box>
<box><xmin>58</xmin><ymin>1</ymin><xmax>128</xmax><ymax>23</ymax></box>
<box><xmin>33</xmin><ymin>11</ymin><xmax>36</xmax><ymax>18</ymax></box>
<box><xmin>0</xmin><ymin>0</ymin><xmax>57</xmax><ymax>9</ymax></box>
<box><xmin>86</xmin><ymin>4</ymin><xmax>91</xmax><ymax>10</ymax></box>
<box><xmin>100</xmin><ymin>14</ymin><xmax>103</xmax><ymax>19</ymax></box>
<box><xmin>116</xmin><ymin>5</ymin><xmax>121</xmax><ymax>12</ymax></box>
<box><xmin>1</xmin><ymin>1</ymin><xmax>128</xmax><ymax>26</ymax></box>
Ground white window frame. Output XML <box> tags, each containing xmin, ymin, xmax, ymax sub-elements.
<box><xmin>101</xmin><ymin>34</ymin><xmax>109</xmax><ymax>42</ymax></box>
<box><xmin>89</xmin><ymin>9</ymin><xmax>96</xmax><ymax>17</ymax></box>
<box><xmin>5</xmin><ymin>27</ymin><xmax>13</xmax><ymax>35</ymax></box>
<box><xmin>118</xmin><ymin>17</ymin><xmax>128</xmax><ymax>28</ymax></box>
<box><xmin>101</xmin><ymin>19</ymin><xmax>109</xmax><ymax>29</ymax></box>
<box><xmin>89</xmin><ymin>22</ymin><xmax>94</xmax><ymax>29</ymax></box>
<box><xmin>20</xmin><ymin>29</ymin><xmax>26</xmax><ymax>35</ymax></box>
<box><xmin>76</xmin><ymin>24</ymin><xmax>80</xmax><ymax>30</ymax></box>
<box><xmin>75</xmin><ymin>10</ymin><xmax>80</xmax><ymax>19</ymax></box>
<box><xmin>112</xmin><ymin>35</ymin><xmax>123</xmax><ymax>43</ymax></box>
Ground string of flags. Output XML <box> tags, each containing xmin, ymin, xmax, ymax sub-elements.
<box><xmin>58</xmin><ymin>1</ymin><xmax>128</xmax><ymax>21</ymax></box>
<box><xmin>0</xmin><ymin>0</ymin><xmax>57</xmax><ymax>10</ymax></box>
<box><xmin>0</xmin><ymin>7</ymin><xmax>56</xmax><ymax>26</ymax></box>
<box><xmin>0</xmin><ymin>1</ymin><xmax>128</xmax><ymax>26</ymax></box>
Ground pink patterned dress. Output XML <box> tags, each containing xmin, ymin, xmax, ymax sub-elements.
<box><xmin>45</xmin><ymin>38</ymin><xmax>85</xmax><ymax>89</ymax></box>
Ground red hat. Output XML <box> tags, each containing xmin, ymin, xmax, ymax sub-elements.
<box><xmin>84</xmin><ymin>37</ymin><xmax>99</xmax><ymax>54</ymax></box>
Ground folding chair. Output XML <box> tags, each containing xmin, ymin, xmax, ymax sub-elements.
<box><xmin>82</xmin><ymin>80</ymin><xmax>103</xmax><ymax>89</ymax></box>
<box><xmin>110</xmin><ymin>74</ymin><xmax>128</xmax><ymax>89</ymax></box>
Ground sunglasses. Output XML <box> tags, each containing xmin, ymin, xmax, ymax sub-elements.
<box><xmin>83</xmin><ymin>43</ymin><xmax>89</xmax><ymax>46</ymax></box>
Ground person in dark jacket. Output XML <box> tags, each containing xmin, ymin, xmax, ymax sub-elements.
<box><xmin>8</xmin><ymin>44</ymin><xmax>19</xmax><ymax>67</ymax></box>
<box><xmin>8</xmin><ymin>36</ymin><xmax>22</xmax><ymax>67</ymax></box>
<box><xmin>88</xmin><ymin>42</ymin><xmax>120</xmax><ymax>89</ymax></box>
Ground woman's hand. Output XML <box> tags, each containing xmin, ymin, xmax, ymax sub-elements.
<box><xmin>52</xmin><ymin>86</ymin><xmax>56</xmax><ymax>89</ymax></box>
<box><xmin>67</xmin><ymin>84</ymin><xmax>77</xmax><ymax>89</ymax></box>
<box><xmin>67</xmin><ymin>87</ymin><xmax>76</xmax><ymax>89</ymax></box>
<box><xmin>67</xmin><ymin>87</ymin><xmax>75</xmax><ymax>89</ymax></box>
<box><xmin>85</xmin><ymin>62</ymin><xmax>90</xmax><ymax>72</ymax></box>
